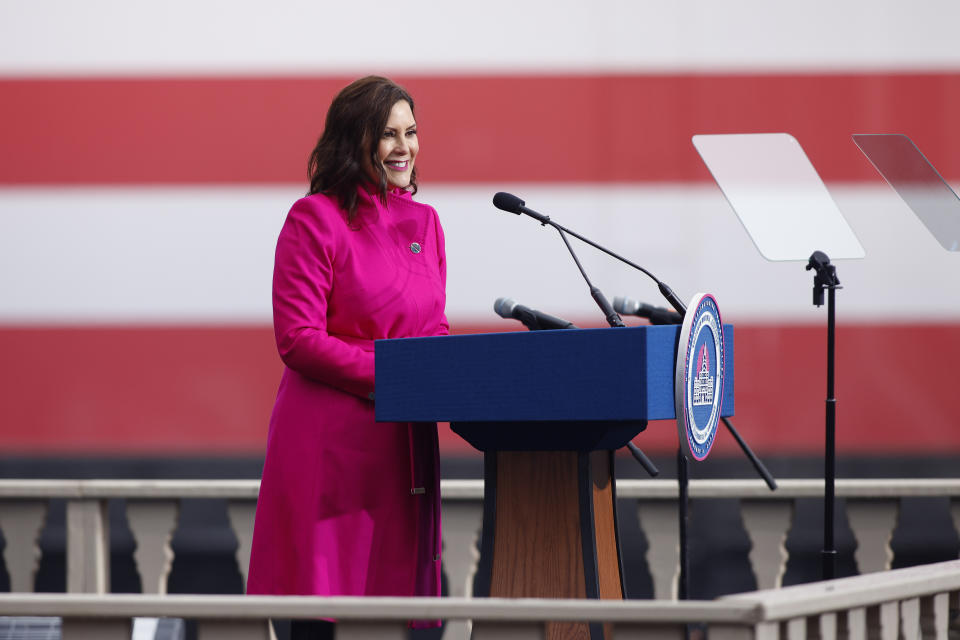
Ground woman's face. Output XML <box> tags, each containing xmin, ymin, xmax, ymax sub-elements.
<box><xmin>372</xmin><ymin>99</ymin><xmax>418</xmax><ymax>189</ymax></box>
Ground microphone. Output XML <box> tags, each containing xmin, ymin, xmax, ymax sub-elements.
<box><xmin>494</xmin><ymin>297</ymin><xmax>577</xmax><ymax>331</ymax></box>
<box><xmin>492</xmin><ymin>192</ymin><xmax>551</xmax><ymax>225</ymax></box>
<box><xmin>493</xmin><ymin>192</ymin><xmax>687</xmax><ymax>317</ymax></box>
<box><xmin>493</xmin><ymin>194</ymin><xmax>625</xmax><ymax>327</ymax></box>
<box><xmin>492</xmin><ymin>192</ymin><xmax>524</xmax><ymax>213</ymax></box>
<box><xmin>613</xmin><ymin>296</ymin><xmax>683</xmax><ymax>325</ymax></box>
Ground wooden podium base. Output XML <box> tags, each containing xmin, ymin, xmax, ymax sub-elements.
<box><xmin>474</xmin><ymin>450</ymin><xmax>625</xmax><ymax>640</ymax></box>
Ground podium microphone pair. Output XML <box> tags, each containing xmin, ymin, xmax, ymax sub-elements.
<box><xmin>495</xmin><ymin>296</ymin><xmax>681</xmax><ymax>329</ymax></box>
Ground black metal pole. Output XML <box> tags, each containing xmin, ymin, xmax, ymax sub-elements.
<box><xmin>678</xmin><ymin>448</ymin><xmax>689</xmax><ymax>600</ymax></box>
<box><xmin>627</xmin><ymin>442</ymin><xmax>660</xmax><ymax>477</ymax></box>
<box><xmin>822</xmin><ymin>283</ymin><xmax>838</xmax><ymax>580</ymax></box>
<box><xmin>806</xmin><ymin>250</ymin><xmax>840</xmax><ymax>582</ymax></box>
<box><xmin>721</xmin><ymin>417</ymin><xmax>777</xmax><ymax>490</ymax></box>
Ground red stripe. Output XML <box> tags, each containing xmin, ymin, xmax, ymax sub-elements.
<box><xmin>0</xmin><ymin>323</ymin><xmax>957</xmax><ymax>456</ymax></box>
<box><xmin>0</xmin><ymin>326</ymin><xmax>282</xmax><ymax>455</ymax></box>
<box><xmin>2</xmin><ymin>73</ymin><xmax>960</xmax><ymax>184</ymax></box>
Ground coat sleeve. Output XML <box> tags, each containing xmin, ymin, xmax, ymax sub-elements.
<box><xmin>271</xmin><ymin>198</ymin><xmax>375</xmax><ymax>400</ymax></box>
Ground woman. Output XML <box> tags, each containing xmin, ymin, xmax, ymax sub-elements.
<box><xmin>247</xmin><ymin>76</ymin><xmax>448</xmax><ymax>638</ymax></box>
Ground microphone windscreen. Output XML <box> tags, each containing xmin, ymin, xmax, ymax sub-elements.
<box><xmin>493</xmin><ymin>297</ymin><xmax>517</xmax><ymax>318</ymax></box>
<box><xmin>493</xmin><ymin>192</ymin><xmax>525</xmax><ymax>214</ymax></box>
<box><xmin>612</xmin><ymin>296</ymin><xmax>636</xmax><ymax>315</ymax></box>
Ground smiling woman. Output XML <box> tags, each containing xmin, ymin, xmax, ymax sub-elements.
<box><xmin>247</xmin><ymin>76</ymin><xmax>448</xmax><ymax>640</ymax></box>
<box><xmin>306</xmin><ymin>76</ymin><xmax>422</xmax><ymax>220</ymax></box>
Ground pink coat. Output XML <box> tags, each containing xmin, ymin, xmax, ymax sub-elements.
<box><xmin>247</xmin><ymin>186</ymin><xmax>448</xmax><ymax>611</ymax></box>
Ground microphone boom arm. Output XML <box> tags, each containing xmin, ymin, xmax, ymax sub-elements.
<box><xmin>549</xmin><ymin>217</ymin><xmax>688</xmax><ymax>317</ymax></box>
<box><xmin>497</xmin><ymin>191</ymin><xmax>688</xmax><ymax>318</ymax></box>
<box><xmin>555</xmin><ymin>228</ymin><xmax>625</xmax><ymax>328</ymax></box>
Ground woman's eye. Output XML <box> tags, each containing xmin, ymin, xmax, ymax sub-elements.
<box><xmin>406</xmin><ymin>130</ymin><xmax>417</xmax><ymax>137</ymax></box>
<box><xmin>382</xmin><ymin>130</ymin><xmax>395</xmax><ymax>138</ymax></box>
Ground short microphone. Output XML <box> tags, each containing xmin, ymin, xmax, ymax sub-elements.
<box><xmin>613</xmin><ymin>296</ymin><xmax>683</xmax><ymax>325</ymax></box>
<box><xmin>494</xmin><ymin>297</ymin><xmax>577</xmax><ymax>331</ymax></box>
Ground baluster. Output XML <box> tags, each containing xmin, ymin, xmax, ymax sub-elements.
<box><xmin>846</xmin><ymin>500</ymin><xmax>898</xmax><ymax>574</ymax></box>
<box><xmin>819</xmin><ymin>613</ymin><xmax>838</xmax><ymax>640</ymax></box>
<box><xmin>918</xmin><ymin>592</ymin><xmax>949</xmax><ymax>640</ymax></box>
<box><xmin>883</xmin><ymin>602</ymin><xmax>901</xmax><ymax>640</ymax></box>
<box><xmin>225</xmin><ymin>500</ymin><xmax>274</xmax><ymax>640</ymax></box>
<box><xmin>785</xmin><ymin>617</ymin><xmax>805</xmax><ymax>640</ymax></box>
<box><xmin>66</xmin><ymin>498</ymin><xmax>110</xmax><ymax>593</ymax></box>
<box><xmin>902</xmin><ymin>598</ymin><xmax>922</xmax><ymax>640</ymax></box>
<box><xmin>842</xmin><ymin>607</ymin><xmax>867</xmax><ymax>640</ymax></box>
<box><xmin>636</xmin><ymin>501</ymin><xmax>679</xmax><ymax>600</ymax></box>
<box><xmin>126</xmin><ymin>499</ymin><xmax>180</xmax><ymax>640</ymax></box>
<box><xmin>740</xmin><ymin>499</ymin><xmax>793</xmax><ymax>589</ymax></box>
<box><xmin>441</xmin><ymin>500</ymin><xmax>483</xmax><ymax>640</ymax></box>
<box><xmin>0</xmin><ymin>500</ymin><xmax>48</xmax><ymax>592</ymax></box>
<box><xmin>126</xmin><ymin>500</ymin><xmax>180</xmax><ymax>594</ymax></box>
<box><xmin>866</xmin><ymin>602</ymin><xmax>899</xmax><ymax>640</ymax></box>
<box><xmin>226</xmin><ymin>500</ymin><xmax>257</xmax><ymax>589</ymax></box>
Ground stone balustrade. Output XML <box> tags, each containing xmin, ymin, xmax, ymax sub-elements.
<box><xmin>1</xmin><ymin>478</ymin><xmax>960</xmax><ymax>639</ymax></box>
<box><xmin>0</xmin><ymin>558</ymin><xmax>958</xmax><ymax>640</ymax></box>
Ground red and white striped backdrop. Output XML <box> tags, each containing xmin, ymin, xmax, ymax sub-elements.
<box><xmin>1</xmin><ymin>1</ymin><xmax>959</xmax><ymax>457</ymax></box>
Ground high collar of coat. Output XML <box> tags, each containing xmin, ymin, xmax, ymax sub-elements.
<box><xmin>357</xmin><ymin>182</ymin><xmax>413</xmax><ymax>206</ymax></box>
<box><xmin>351</xmin><ymin>183</ymin><xmax>416</xmax><ymax>225</ymax></box>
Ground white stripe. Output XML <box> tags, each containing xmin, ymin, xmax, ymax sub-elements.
<box><xmin>2</xmin><ymin>1</ymin><xmax>960</xmax><ymax>75</ymax></box>
<box><xmin>0</xmin><ymin>186</ymin><xmax>296</xmax><ymax>323</ymax></box>
<box><xmin>1</xmin><ymin>184</ymin><xmax>957</xmax><ymax>324</ymax></box>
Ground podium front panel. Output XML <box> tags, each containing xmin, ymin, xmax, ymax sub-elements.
<box><xmin>375</xmin><ymin>325</ymin><xmax>733</xmax><ymax>423</ymax></box>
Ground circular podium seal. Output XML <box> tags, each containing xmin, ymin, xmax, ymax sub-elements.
<box><xmin>675</xmin><ymin>293</ymin><xmax>724</xmax><ymax>461</ymax></box>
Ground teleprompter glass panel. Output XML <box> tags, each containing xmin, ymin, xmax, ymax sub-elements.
<box><xmin>693</xmin><ymin>133</ymin><xmax>865</xmax><ymax>261</ymax></box>
<box><xmin>853</xmin><ymin>133</ymin><xmax>960</xmax><ymax>252</ymax></box>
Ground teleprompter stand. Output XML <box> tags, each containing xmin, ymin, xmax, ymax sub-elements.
<box><xmin>806</xmin><ymin>250</ymin><xmax>841</xmax><ymax>579</ymax></box>
<box><xmin>693</xmin><ymin>133</ymin><xmax>865</xmax><ymax>582</ymax></box>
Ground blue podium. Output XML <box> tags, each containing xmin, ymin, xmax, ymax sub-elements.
<box><xmin>376</xmin><ymin>326</ymin><xmax>733</xmax><ymax>640</ymax></box>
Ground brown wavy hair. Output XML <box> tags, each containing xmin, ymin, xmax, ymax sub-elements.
<box><xmin>307</xmin><ymin>76</ymin><xmax>418</xmax><ymax>221</ymax></box>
